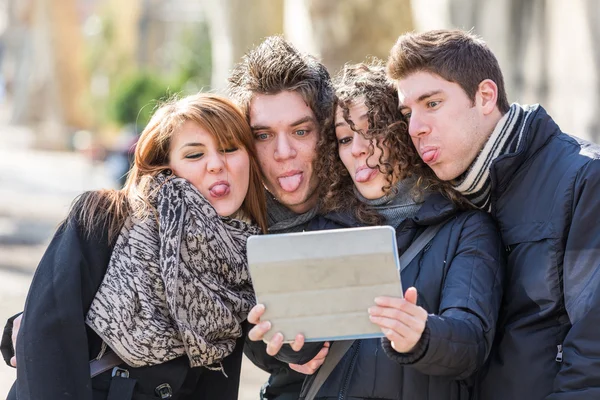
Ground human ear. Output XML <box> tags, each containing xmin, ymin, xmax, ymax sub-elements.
<box><xmin>477</xmin><ymin>79</ymin><xmax>499</xmax><ymax>115</ymax></box>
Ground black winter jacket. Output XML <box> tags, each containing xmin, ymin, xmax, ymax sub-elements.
<box><xmin>479</xmin><ymin>105</ymin><xmax>600</xmax><ymax>400</ymax></box>
<box><xmin>270</xmin><ymin>193</ymin><xmax>504</xmax><ymax>400</ymax></box>
<box><xmin>6</xmin><ymin>197</ymin><xmax>245</xmax><ymax>400</ymax></box>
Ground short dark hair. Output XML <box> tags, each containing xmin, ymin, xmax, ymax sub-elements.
<box><xmin>387</xmin><ymin>29</ymin><xmax>510</xmax><ymax>113</ymax></box>
<box><xmin>227</xmin><ymin>36</ymin><xmax>334</xmax><ymax>130</ymax></box>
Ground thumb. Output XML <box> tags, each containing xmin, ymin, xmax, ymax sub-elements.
<box><xmin>404</xmin><ymin>287</ymin><xmax>418</xmax><ymax>305</ymax></box>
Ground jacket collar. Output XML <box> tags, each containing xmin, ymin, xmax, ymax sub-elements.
<box><xmin>321</xmin><ymin>192</ymin><xmax>458</xmax><ymax>228</ymax></box>
<box><xmin>491</xmin><ymin>104</ymin><xmax>561</xmax><ymax>193</ymax></box>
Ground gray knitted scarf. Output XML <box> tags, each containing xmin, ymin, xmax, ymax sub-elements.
<box><xmin>266</xmin><ymin>193</ymin><xmax>318</xmax><ymax>233</ymax></box>
<box><xmin>86</xmin><ymin>174</ymin><xmax>260</xmax><ymax>368</ymax></box>
<box><xmin>355</xmin><ymin>179</ymin><xmax>423</xmax><ymax>228</ymax></box>
<box><xmin>452</xmin><ymin>103</ymin><xmax>534</xmax><ymax>210</ymax></box>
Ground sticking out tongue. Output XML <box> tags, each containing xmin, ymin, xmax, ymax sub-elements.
<box><xmin>355</xmin><ymin>168</ymin><xmax>376</xmax><ymax>183</ymax></box>
<box><xmin>422</xmin><ymin>149</ymin><xmax>437</xmax><ymax>163</ymax></box>
<box><xmin>210</xmin><ymin>184</ymin><xmax>230</xmax><ymax>197</ymax></box>
<box><xmin>278</xmin><ymin>173</ymin><xmax>303</xmax><ymax>192</ymax></box>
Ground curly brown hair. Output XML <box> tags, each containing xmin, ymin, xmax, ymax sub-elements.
<box><xmin>315</xmin><ymin>61</ymin><xmax>471</xmax><ymax>225</ymax></box>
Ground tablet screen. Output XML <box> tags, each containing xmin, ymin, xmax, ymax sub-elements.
<box><xmin>247</xmin><ymin>226</ymin><xmax>403</xmax><ymax>342</ymax></box>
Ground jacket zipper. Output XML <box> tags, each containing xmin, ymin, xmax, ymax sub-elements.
<box><xmin>339</xmin><ymin>341</ymin><xmax>361</xmax><ymax>400</ymax></box>
<box><xmin>556</xmin><ymin>344</ymin><xmax>563</xmax><ymax>363</ymax></box>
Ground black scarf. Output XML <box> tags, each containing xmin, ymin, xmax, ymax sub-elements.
<box><xmin>266</xmin><ymin>193</ymin><xmax>318</xmax><ymax>233</ymax></box>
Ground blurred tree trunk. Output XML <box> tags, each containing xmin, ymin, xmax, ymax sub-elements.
<box><xmin>202</xmin><ymin>0</ymin><xmax>284</xmax><ymax>90</ymax></box>
<box><xmin>285</xmin><ymin>0</ymin><xmax>414</xmax><ymax>74</ymax></box>
<box><xmin>48</xmin><ymin>0</ymin><xmax>91</xmax><ymax>131</ymax></box>
<box><xmin>9</xmin><ymin>0</ymin><xmax>91</xmax><ymax>149</ymax></box>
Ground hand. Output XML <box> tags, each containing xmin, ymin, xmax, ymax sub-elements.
<box><xmin>11</xmin><ymin>314</ymin><xmax>22</xmax><ymax>367</ymax></box>
<box><xmin>368</xmin><ymin>287</ymin><xmax>428</xmax><ymax>353</ymax></box>
<box><xmin>247</xmin><ymin>304</ymin><xmax>306</xmax><ymax>356</ymax></box>
<box><xmin>289</xmin><ymin>342</ymin><xmax>330</xmax><ymax>375</ymax></box>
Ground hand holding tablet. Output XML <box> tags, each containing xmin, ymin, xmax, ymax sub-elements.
<box><xmin>247</xmin><ymin>226</ymin><xmax>403</xmax><ymax>343</ymax></box>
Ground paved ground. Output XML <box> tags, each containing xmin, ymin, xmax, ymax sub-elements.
<box><xmin>0</xmin><ymin>112</ymin><xmax>268</xmax><ymax>397</ymax></box>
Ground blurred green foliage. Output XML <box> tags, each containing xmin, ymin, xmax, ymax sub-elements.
<box><xmin>84</xmin><ymin>9</ymin><xmax>212</xmax><ymax>132</ymax></box>
<box><xmin>108</xmin><ymin>72</ymin><xmax>177</xmax><ymax>132</ymax></box>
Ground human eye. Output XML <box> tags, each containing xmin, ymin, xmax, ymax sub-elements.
<box><xmin>255</xmin><ymin>132</ymin><xmax>270</xmax><ymax>141</ymax></box>
<box><xmin>337</xmin><ymin>136</ymin><xmax>352</xmax><ymax>146</ymax></box>
<box><xmin>295</xmin><ymin>129</ymin><xmax>308</xmax><ymax>137</ymax></box>
<box><xmin>185</xmin><ymin>152</ymin><xmax>203</xmax><ymax>159</ymax></box>
<box><xmin>427</xmin><ymin>100</ymin><xmax>441</xmax><ymax>108</ymax></box>
<box><xmin>220</xmin><ymin>146</ymin><xmax>239</xmax><ymax>154</ymax></box>
<box><xmin>400</xmin><ymin>109</ymin><xmax>411</xmax><ymax>119</ymax></box>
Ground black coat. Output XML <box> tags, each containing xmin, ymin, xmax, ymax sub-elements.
<box><xmin>7</xmin><ymin>197</ymin><xmax>245</xmax><ymax>400</ymax></box>
<box><xmin>266</xmin><ymin>194</ymin><xmax>504</xmax><ymax>400</ymax></box>
<box><xmin>479</xmin><ymin>105</ymin><xmax>600</xmax><ymax>400</ymax></box>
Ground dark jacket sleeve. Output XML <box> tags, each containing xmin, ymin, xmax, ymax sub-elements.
<box><xmin>547</xmin><ymin>159</ymin><xmax>600</xmax><ymax>399</ymax></box>
<box><xmin>383</xmin><ymin>211</ymin><xmax>505</xmax><ymax>380</ymax></box>
<box><xmin>15</xmin><ymin>206</ymin><xmax>112</xmax><ymax>400</ymax></box>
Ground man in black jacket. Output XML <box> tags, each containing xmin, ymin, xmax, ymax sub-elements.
<box><xmin>227</xmin><ymin>36</ymin><xmax>334</xmax><ymax>399</ymax></box>
<box><xmin>387</xmin><ymin>29</ymin><xmax>600</xmax><ymax>400</ymax></box>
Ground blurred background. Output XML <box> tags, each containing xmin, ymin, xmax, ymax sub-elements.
<box><xmin>0</xmin><ymin>0</ymin><xmax>598</xmax><ymax>397</ymax></box>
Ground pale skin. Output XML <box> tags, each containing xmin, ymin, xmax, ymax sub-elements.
<box><xmin>12</xmin><ymin>93</ymin><xmax>329</xmax><ymax>372</ymax></box>
<box><xmin>396</xmin><ymin>71</ymin><xmax>502</xmax><ymax>181</ymax></box>
<box><xmin>247</xmin><ymin>100</ymin><xmax>432</xmax><ymax>373</ymax></box>
<box><xmin>249</xmin><ymin>91</ymin><xmax>321</xmax><ymax>213</ymax></box>
<box><xmin>247</xmin><ymin>91</ymin><xmax>329</xmax><ymax>374</ymax></box>
<box><xmin>10</xmin><ymin>121</ymin><xmax>252</xmax><ymax>368</ymax></box>
<box><xmin>248</xmin><ymin>287</ymin><xmax>428</xmax><ymax>374</ymax></box>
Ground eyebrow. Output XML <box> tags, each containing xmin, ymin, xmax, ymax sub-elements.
<box><xmin>251</xmin><ymin>115</ymin><xmax>317</xmax><ymax>131</ymax></box>
<box><xmin>334</xmin><ymin>113</ymin><xmax>368</xmax><ymax>128</ymax></box>
<box><xmin>178</xmin><ymin>142</ymin><xmax>205</xmax><ymax>150</ymax></box>
<box><xmin>399</xmin><ymin>90</ymin><xmax>443</xmax><ymax>110</ymax></box>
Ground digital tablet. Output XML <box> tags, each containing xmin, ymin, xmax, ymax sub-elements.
<box><xmin>247</xmin><ymin>226</ymin><xmax>403</xmax><ymax>342</ymax></box>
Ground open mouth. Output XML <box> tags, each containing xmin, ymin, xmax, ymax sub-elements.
<box><xmin>420</xmin><ymin>147</ymin><xmax>440</xmax><ymax>164</ymax></box>
<box><xmin>355</xmin><ymin>166</ymin><xmax>378</xmax><ymax>183</ymax></box>
<box><xmin>277</xmin><ymin>171</ymin><xmax>303</xmax><ymax>193</ymax></box>
<box><xmin>209</xmin><ymin>181</ymin><xmax>230</xmax><ymax>198</ymax></box>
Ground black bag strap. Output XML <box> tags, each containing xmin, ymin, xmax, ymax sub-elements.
<box><xmin>304</xmin><ymin>223</ymin><xmax>444</xmax><ymax>400</ymax></box>
<box><xmin>303</xmin><ymin>340</ymin><xmax>354</xmax><ymax>400</ymax></box>
<box><xmin>399</xmin><ymin>223</ymin><xmax>444</xmax><ymax>272</ymax></box>
<box><xmin>107</xmin><ymin>375</ymin><xmax>137</xmax><ymax>400</ymax></box>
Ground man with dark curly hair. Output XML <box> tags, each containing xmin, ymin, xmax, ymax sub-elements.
<box><xmin>227</xmin><ymin>36</ymin><xmax>334</xmax><ymax>400</ymax></box>
<box><xmin>387</xmin><ymin>29</ymin><xmax>600</xmax><ymax>400</ymax></box>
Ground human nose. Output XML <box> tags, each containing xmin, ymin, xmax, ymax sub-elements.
<box><xmin>351</xmin><ymin>133</ymin><xmax>369</xmax><ymax>158</ymax></box>
<box><xmin>274</xmin><ymin>134</ymin><xmax>297</xmax><ymax>161</ymax></box>
<box><xmin>207</xmin><ymin>153</ymin><xmax>225</xmax><ymax>173</ymax></box>
<box><xmin>408</xmin><ymin>112</ymin><xmax>430</xmax><ymax>139</ymax></box>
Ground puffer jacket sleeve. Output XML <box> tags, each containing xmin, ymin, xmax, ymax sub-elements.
<box><xmin>15</xmin><ymin>199</ymin><xmax>112</xmax><ymax>400</ymax></box>
<box><xmin>547</xmin><ymin>158</ymin><xmax>600</xmax><ymax>400</ymax></box>
<box><xmin>383</xmin><ymin>211</ymin><xmax>504</xmax><ymax>380</ymax></box>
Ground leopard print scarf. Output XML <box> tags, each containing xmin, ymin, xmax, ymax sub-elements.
<box><xmin>86</xmin><ymin>174</ymin><xmax>259</xmax><ymax>368</ymax></box>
